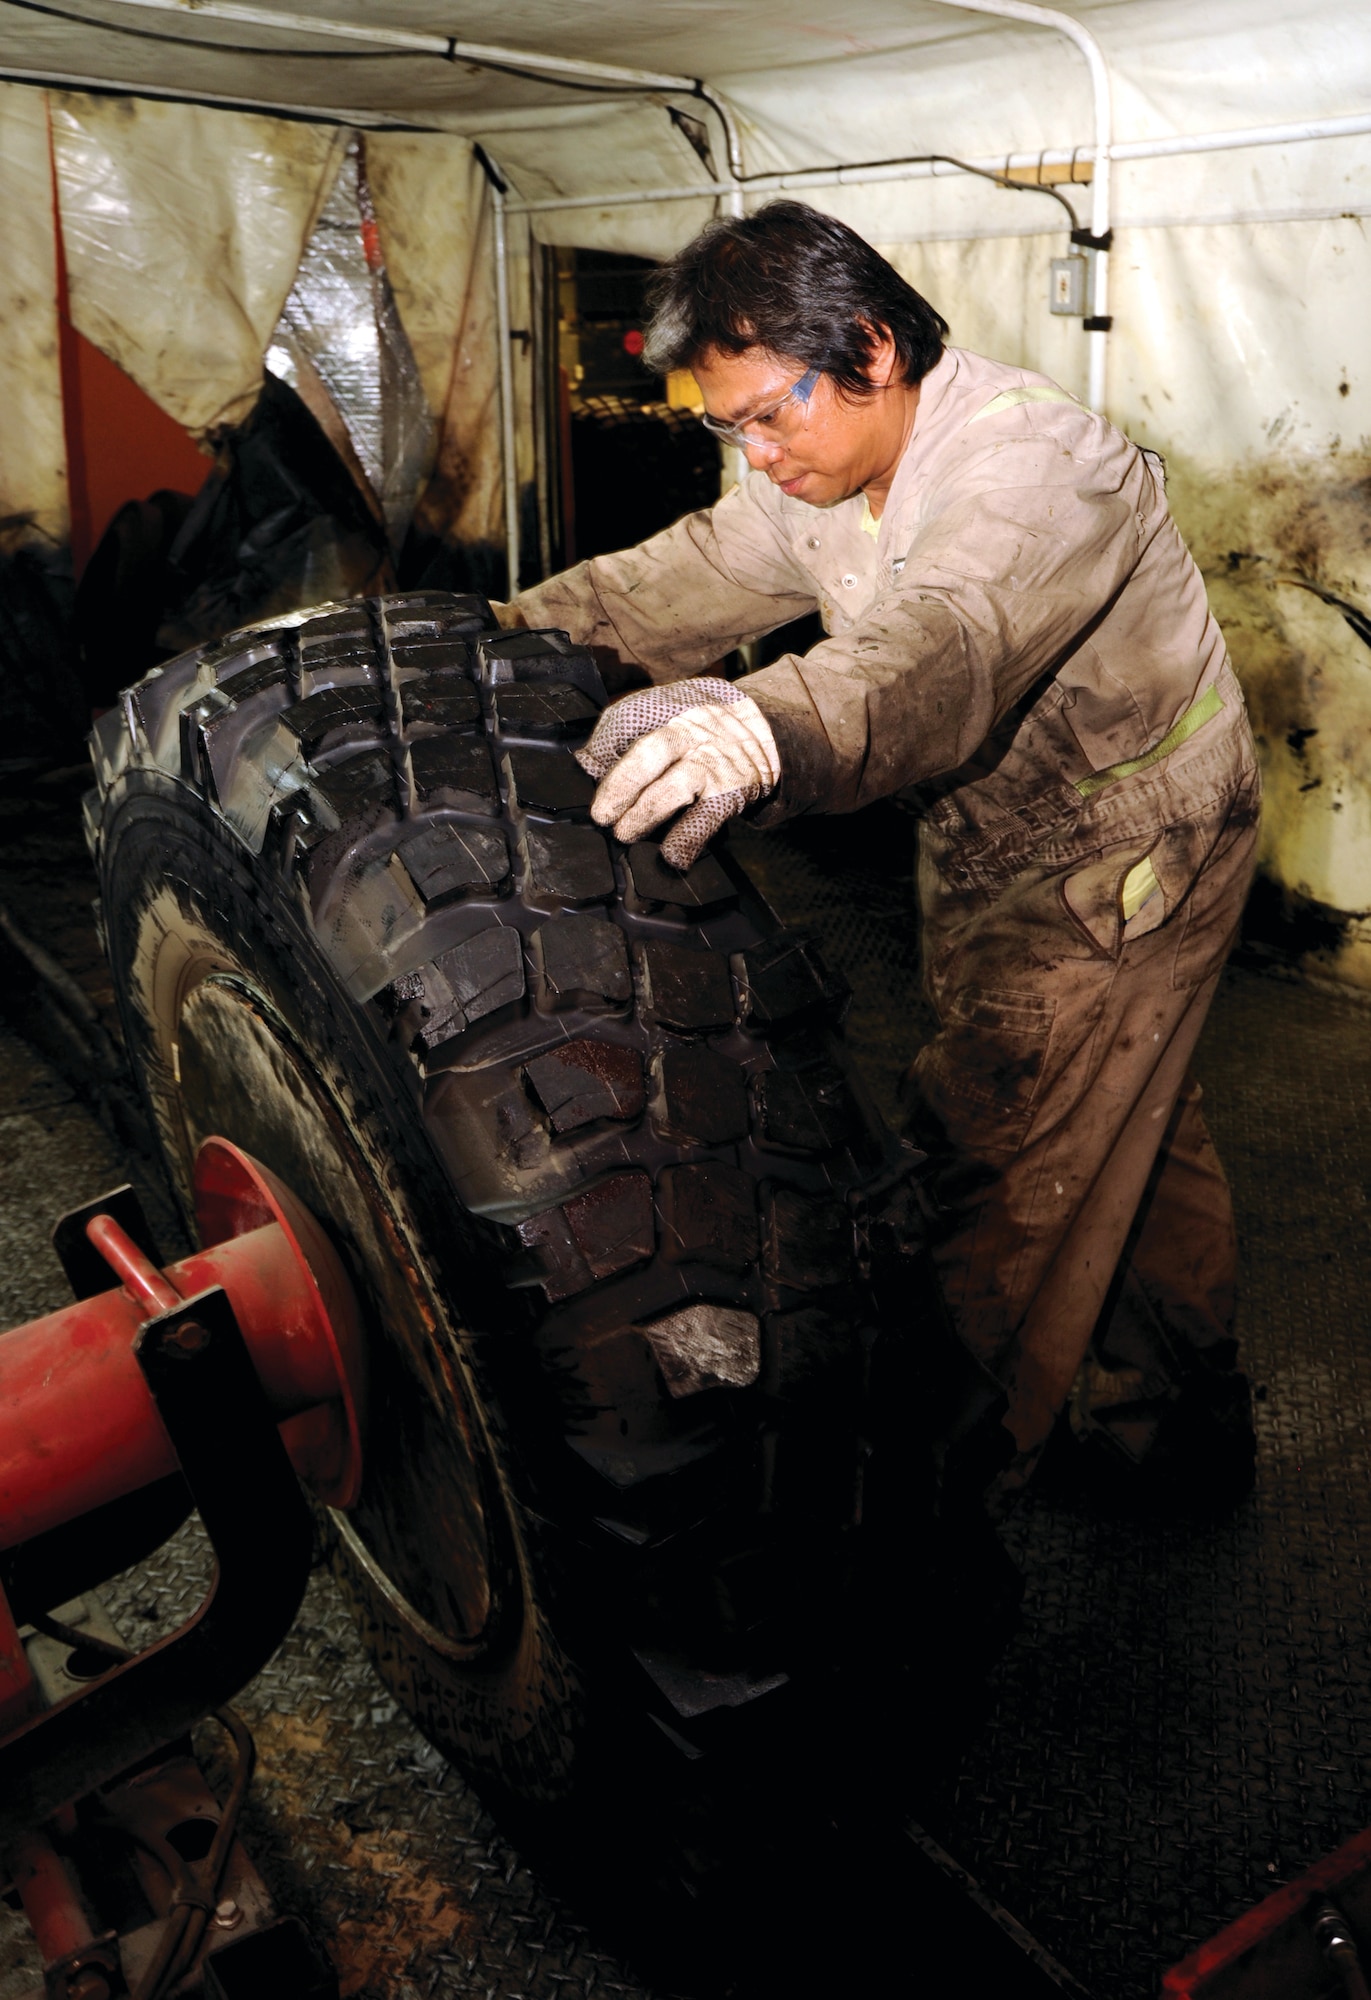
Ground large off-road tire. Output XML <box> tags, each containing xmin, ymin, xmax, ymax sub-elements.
<box><xmin>86</xmin><ymin>590</ymin><xmax>988</xmax><ymax>1853</ymax></box>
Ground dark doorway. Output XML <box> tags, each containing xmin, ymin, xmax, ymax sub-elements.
<box><xmin>546</xmin><ymin>247</ymin><xmax>722</xmax><ymax>569</ymax></box>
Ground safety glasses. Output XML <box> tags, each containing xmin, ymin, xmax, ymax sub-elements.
<box><xmin>700</xmin><ymin>366</ymin><xmax>822</xmax><ymax>450</ymax></box>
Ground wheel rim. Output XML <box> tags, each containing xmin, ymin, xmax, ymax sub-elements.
<box><xmin>137</xmin><ymin>897</ymin><xmax>517</xmax><ymax>1661</ymax></box>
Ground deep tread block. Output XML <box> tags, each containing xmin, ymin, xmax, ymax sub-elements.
<box><xmin>762</xmin><ymin>1189</ymin><xmax>853</xmax><ymax>1291</ymax></box>
<box><xmin>562</xmin><ymin>1171</ymin><xmax>655</xmax><ymax>1280</ymax></box>
<box><xmin>532</xmin><ymin>914</ymin><xmax>631</xmax><ymax>1012</ymax></box>
<box><xmin>211</xmin><ymin>654</ymin><xmax>290</xmax><ymax>702</ymax></box>
<box><xmin>637</xmin><ymin>940</ymin><xmax>734</xmax><ymax>1033</ymax></box>
<box><xmin>296</xmin><ymin>608</ymin><xmax>372</xmax><ymax>672</ymax></box>
<box><xmin>756</xmin><ymin>1065</ymin><xmax>858</xmax><ymax>1154</ymax></box>
<box><xmin>734</xmin><ymin>932</ymin><xmax>849</xmax><ymax>1030</ymax></box>
<box><xmin>384</xmin><ymin>592</ymin><xmax>493</xmax><ymax>638</ymax></box>
<box><xmin>503</xmin><ymin>746</ymin><xmax>597</xmax><ymax>818</ymax></box>
<box><xmin>519</xmin><ymin>823</ymin><xmax>615</xmax><ymax>906</ymax></box>
<box><xmin>287</xmin><ymin>684</ymin><xmax>385</xmax><ymax>757</ymax></box>
<box><xmin>404</xmin><ymin>674</ymin><xmax>482</xmax><ymax>729</ymax></box>
<box><xmin>658</xmin><ymin>1162</ymin><xmax>757</xmax><ymax>1271</ymax></box>
<box><xmin>309</xmin><ymin>751</ymin><xmax>397</xmax><ymax>833</ymax></box>
<box><xmin>626</xmin><ymin>842</ymin><xmax>734</xmax><ymax>912</ymax></box>
<box><xmin>494</xmin><ymin>683</ymin><xmax>597</xmax><ymax>740</ymax></box>
<box><xmin>525</xmin><ymin>1040</ymin><xmax>645</xmax><ymax>1134</ymax></box>
<box><xmin>513</xmin><ymin>1206</ymin><xmax>594</xmax><ymax>1301</ymax></box>
<box><xmin>480</xmin><ymin>629</ymin><xmax>607</xmax><ymax>704</ymax></box>
<box><xmin>398</xmin><ymin>823</ymin><xmax>509</xmax><ymax>907</ymax></box>
<box><xmin>436</xmin><ymin>927</ymin><xmax>525</xmax><ymax>1023</ymax></box>
<box><xmin>411</xmin><ymin>734</ymin><xmax>498</xmax><ymax>812</ymax></box>
<box><xmin>652</xmin><ymin>1044</ymin><xmax>749</xmax><ymax>1144</ymax></box>
<box><xmin>397</xmin><ymin>926</ymin><xmax>526</xmax><ymax>1055</ymax></box>
<box><xmin>761</xmin><ymin>1306</ymin><xmax>861</xmax><ymax>1399</ymax></box>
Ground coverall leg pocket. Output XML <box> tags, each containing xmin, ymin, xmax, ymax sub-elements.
<box><xmin>909</xmin><ymin>985</ymin><xmax>1057</xmax><ymax>1158</ymax></box>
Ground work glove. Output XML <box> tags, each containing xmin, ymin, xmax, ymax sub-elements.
<box><xmin>575</xmin><ymin>678</ymin><xmax>781</xmax><ymax>870</ymax></box>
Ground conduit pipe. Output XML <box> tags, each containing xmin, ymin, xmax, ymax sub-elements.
<box><xmin>484</xmin><ymin>159</ymin><xmax>522</xmax><ymax>597</ymax></box>
<box><xmin>921</xmin><ymin>0</ymin><xmax>1112</xmax><ymax>410</ymax></box>
<box><xmin>95</xmin><ymin>0</ymin><xmax>748</xmax><ymax>587</ymax></box>
<box><xmin>93</xmin><ymin>0</ymin><xmax>746</xmax><ymax>209</ymax></box>
<box><xmin>499</xmin><ymin>112</ymin><xmax>1371</xmax><ymax>215</ymax></box>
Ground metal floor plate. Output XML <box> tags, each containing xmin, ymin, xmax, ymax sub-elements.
<box><xmin>740</xmin><ymin>813</ymin><xmax>1371</xmax><ymax>1999</ymax></box>
<box><xmin>3</xmin><ymin>809</ymin><xmax>1370</xmax><ymax>1998</ymax></box>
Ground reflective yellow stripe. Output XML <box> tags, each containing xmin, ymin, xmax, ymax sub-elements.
<box><xmin>966</xmin><ymin>384</ymin><xmax>1081</xmax><ymax>425</ymax></box>
<box><xmin>1075</xmin><ymin>684</ymin><xmax>1224</xmax><ymax>801</ymax></box>
<box><xmin>1121</xmin><ymin>855</ymin><xmax>1160</xmax><ymax>921</ymax></box>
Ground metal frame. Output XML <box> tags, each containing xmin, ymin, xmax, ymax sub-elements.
<box><xmin>0</xmin><ymin>1285</ymin><xmax>315</xmax><ymax>1847</ymax></box>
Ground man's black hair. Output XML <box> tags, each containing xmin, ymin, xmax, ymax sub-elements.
<box><xmin>642</xmin><ymin>200</ymin><xmax>948</xmax><ymax>395</ymax></box>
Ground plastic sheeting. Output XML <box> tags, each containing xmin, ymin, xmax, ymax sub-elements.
<box><xmin>49</xmin><ymin>91</ymin><xmax>345</xmax><ymax>435</ymax></box>
<box><xmin>0</xmin><ymin>84</ymin><xmax>67</xmax><ymax>544</ymax></box>
<box><xmin>1</xmin><ymin>0</ymin><xmax>1368</xmax><ymax>957</ymax></box>
<box><xmin>883</xmin><ymin>215</ymin><xmax>1371</xmax><ymax>982</ymax></box>
<box><xmin>365</xmin><ymin>133</ymin><xmax>511</xmax><ymax>561</ymax></box>
<box><xmin>266</xmin><ymin>137</ymin><xmax>435</xmax><ymax>550</ymax></box>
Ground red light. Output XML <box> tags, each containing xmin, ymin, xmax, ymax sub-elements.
<box><xmin>623</xmin><ymin>328</ymin><xmax>645</xmax><ymax>357</ymax></box>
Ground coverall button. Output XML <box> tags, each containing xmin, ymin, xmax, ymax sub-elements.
<box><xmin>841</xmin><ymin>573</ymin><xmax>858</xmax><ymax>588</ymax></box>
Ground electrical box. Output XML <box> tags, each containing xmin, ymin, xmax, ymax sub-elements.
<box><xmin>1049</xmin><ymin>254</ymin><xmax>1088</xmax><ymax>316</ymax></box>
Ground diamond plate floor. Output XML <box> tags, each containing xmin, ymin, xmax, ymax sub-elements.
<box><xmin>3</xmin><ymin>806</ymin><xmax>1370</xmax><ymax>1999</ymax></box>
<box><xmin>738</xmin><ymin>811</ymin><xmax>1371</xmax><ymax>2000</ymax></box>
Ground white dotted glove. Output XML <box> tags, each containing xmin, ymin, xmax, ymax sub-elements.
<box><xmin>575</xmin><ymin>678</ymin><xmax>781</xmax><ymax>870</ymax></box>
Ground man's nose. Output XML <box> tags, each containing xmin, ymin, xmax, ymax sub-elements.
<box><xmin>743</xmin><ymin>437</ymin><xmax>785</xmax><ymax>468</ymax></box>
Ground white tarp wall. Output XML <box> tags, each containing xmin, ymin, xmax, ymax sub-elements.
<box><xmin>0</xmin><ymin>79</ymin><xmax>507</xmax><ymax>570</ymax></box>
<box><xmin>0</xmin><ymin>0</ymin><xmax>1367</xmax><ymax>973</ymax></box>
<box><xmin>0</xmin><ymin>87</ymin><xmax>67</xmax><ymax>545</ymax></box>
<box><xmin>478</xmin><ymin>0</ymin><xmax>1371</xmax><ymax>984</ymax></box>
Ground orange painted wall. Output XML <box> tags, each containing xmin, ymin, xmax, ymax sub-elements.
<box><xmin>59</xmin><ymin>321</ymin><xmax>209</xmax><ymax>576</ymax></box>
<box><xmin>49</xmin><ymin>159</ymin><xmax>207</xmax><ymax>576</ymax></box>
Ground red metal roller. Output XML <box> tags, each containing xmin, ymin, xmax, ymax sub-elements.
<box><xmin>0</xmin><ymin>1140</ymin><xmax>366</xmax><ymax>1556</ymax></box>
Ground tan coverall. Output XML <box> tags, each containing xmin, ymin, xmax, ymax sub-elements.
<box><xmin>506</xmin><ymin>344</ymin><xmax>1261</xmax><ymax>1486</ymax></box>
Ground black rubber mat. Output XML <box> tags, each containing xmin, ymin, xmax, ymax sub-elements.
<box><xmin>739</xmin><ymin>811</ymin><xmax>1371</xmax><ymax>1999</ymax></box>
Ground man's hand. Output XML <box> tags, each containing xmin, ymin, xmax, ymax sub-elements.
<box><xmin>575</xmin><ymin>678</ymin><xmax>780</xmax><ymax>871</ymax></box>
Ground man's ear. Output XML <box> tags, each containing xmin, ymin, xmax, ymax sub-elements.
<box><xmin>856</xmin><ymin>319</ymin><xmax>900</xmax><ymax>387</ymax></box>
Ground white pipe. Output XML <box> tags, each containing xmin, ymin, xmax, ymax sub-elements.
<box><xmin>489</xmin><ymin>174</ymin><xmax>521</xmax><ymax>597</ymax></box>
<box><xmin>695</xmin><ymin>83</ymin><xmax>745</xmax><ymax>214</ymax></box>
<box><xmin>94</xmin><ymin>1</ymin><xmax>748</xmax><ymax>213</ymax></box>
<box><xmin>502</xmin><ymin>112</ymin><xmax>1371</xmax><ymax>213</ymax></box>
<box><xmin>1112</xmin><ymin>112</ymin><xmax>1371</xmax><ymax>161</ymax></box>
<box><xmin>96</xmin><ymin>0</ymin><xmax>701</xmax><ymax>87</ymax></box>
<box><xmin>920</xmin><ymin>0</ymin><xmax>1111</xmax><ymax>409</ymax></box>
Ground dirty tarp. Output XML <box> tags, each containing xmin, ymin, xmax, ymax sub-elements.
<box><xmin>0</xmin><ymin>83</ymin><xmax>67</xmax><ymax>545</ymax></box>
<box><xmin>366</xmin><ymin>131</ymin><xmax>511</xmax><ymax>569</ymax></box>
<box><xmin>884</xmin><ymin>213</ymin><xmax>1371</xmax><ymax>982</ymax></box>
<box><xmin>45</xmin><ymin>95</ymin><xmax>508</xmax><ymax>566</ymax></box>
<box><xmin>265</xmin><ymin>136</ymin><xmax>435</xmax><ymax>553</ymax></box>
<box><xmin>49</xmin><ymin>90</ymin><xmax>346</xmax><ymax>436</ymax></box>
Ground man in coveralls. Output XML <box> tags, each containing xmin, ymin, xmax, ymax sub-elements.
<box><xmin>499</xmin><ymin>202</ymin><xmax>1260</xmax><ymax>1506</ymax></box>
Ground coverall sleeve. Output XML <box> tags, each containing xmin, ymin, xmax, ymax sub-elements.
<box><xmin>501</xmin><ymin>475</ymin><xmax>818</xmax><ymax>681</ymax></box>
<box><xmin>743</xmin><ymin>419</ymin><xmax>1153</xmax><ymax>817</ymax></box>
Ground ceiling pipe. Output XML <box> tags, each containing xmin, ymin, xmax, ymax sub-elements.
<box><xmin>472</xmin><ymin>147</ymin><xmax>522</xmax><ymax>598</ymax></box>
<box><xmin>922</xmin><ymin>0</ymin><xmax>1113</xmax><ymax>412</ymax></box>
<box><xmin>92</xmin><ymin>0</ymin><xmax>746</xmax><ymax>205</ymax></box>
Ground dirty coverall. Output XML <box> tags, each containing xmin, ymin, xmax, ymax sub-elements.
<box><xmin>504</xmin><ymin>344</ymin><xmax>1261</xmax><ymax>1488</ymax></box>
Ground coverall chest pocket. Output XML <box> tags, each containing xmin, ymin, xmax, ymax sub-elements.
<box><xmin>911</xmin><ymin>984</ymin><xmax>1057</xmax><ymax>1157</ymax></box>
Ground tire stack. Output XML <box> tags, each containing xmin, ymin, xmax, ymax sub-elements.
<box><xmin>570</xmin><ymin>397</ymin><xmax>722</xmax><ymax>560</ymax></box>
